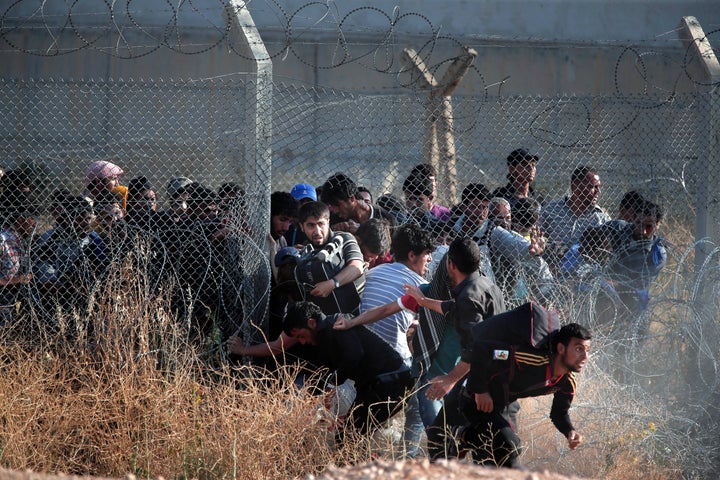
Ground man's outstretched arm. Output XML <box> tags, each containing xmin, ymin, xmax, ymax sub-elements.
<box><xmin>227</xmin><ymin>332</ymin><xmax>299</xmax><ymax>357</ymax></box>
<box><xmin>333</xmin><ymin>301</ymin><xmax>401</xmax><ymax>330</ymax></box>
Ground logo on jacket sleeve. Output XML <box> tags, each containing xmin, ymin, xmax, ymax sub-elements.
<box><xmin>493</xmin><ymin>349</ymin><xmax>509</xmax><ymax>360</ymax></box>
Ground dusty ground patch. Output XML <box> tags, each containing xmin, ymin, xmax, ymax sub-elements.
<box><xmin>308</xmin><ymin>458</ymin><xmax>591</xmax><ymax>479</ymax></box>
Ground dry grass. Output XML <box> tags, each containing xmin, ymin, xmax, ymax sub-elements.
<box><xmin>0</xmin><ymin>261</ymin><xmax>346</xmax><ymax>480</ymax></box>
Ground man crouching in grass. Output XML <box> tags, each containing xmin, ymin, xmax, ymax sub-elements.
<box><xmin>283</xmin><ymin>301</ymin><xmax>414</xmax><ymax>442</ymax></box>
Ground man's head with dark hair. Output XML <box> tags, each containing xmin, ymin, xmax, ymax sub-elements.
<box><xmin>461</xmin><ymin>183</ymin><xmax>490</xmax><ymax>205</ymax></box>
<box><xmin>282</xmin><ymin>301</ymin><xmax>325</xmax><ymax>344</ymax></box>
<box><xmin>377</xmin><ymin>194</ymin><xmax>406</xmax><ymax>213</ymax></box>
<box><xmin>552</xmin><ymin>323</ymin><xmax>592</xmax><ymax>352</ymax></box>
<box><xmin>271</xmin><ymin>191</ymin><xmax>298</xmax><ymax>218</ymax></box>
<box><xmin>447</xmin><ymin>236</ymin><xmax>481</xmax><ymax>275</ymax></box>
<box><xmin>618</xmin><ymin>190</ymin><xmax>644</xmax><ymax>222</ymax></box>
<box><xmin>320</xmin><ymin>173</ymin><xmax>361</xmax><ymax>221</ymax></box>
<box><xmin>506</xmin><ymin>148</ymin><xmax>539</xmax><ymax>184</ymax></box>
<box><xmin>184</xmin><ymin>182</ymin><xmax>218</xmax><ymax>222</ymax></box>
<box><xmin>270</xmin><ymin>191</ymin><xmax>299</xmax><ymax>240</ymax></box>
<box><xmin>355</xmin><ymin>218</ymin><xmax>390</xmax><ymax>262</ymax></box>
<box><xmin>298</xmin><ymin>201</ymin><xmax>329</xmax><ymax>224</ymax></box>
<box><xmin>403</xmin><ymin>173</ymin><xmax>434</xmax><ymax>198</ymax></box>
<box><xmin>298</xmin><ymin>201</ymin><xmax>331</xmax><ymax>247</ymax></box>
<box><xmin>391</xmin><ymin>223</ymin><xmax>435</xmax><ymax>263</ymax></box>
<box><xmin>127</xmin><ymin>176</ymin><xmax>157</xmax><ymax>214</ymax></box>
<box><xmin>633</xmin><ymin>199</ymin><xmax>664</xmax><ymax>240</ymax></box>
<box><xmin>320</xmin><ymin>173</ymin><xmax>358</xmax><ymax>206</ymax></box>
<box><xmin>552</xmin><ymin>323</ymin><xmax>592</xmax><ymax>373</ymax></box>
<box><xmin>58</xmin><ymin>195</ymin><xmax>95</xmax><ymax>234</ymax></box>
<box><xmin>409</xmin><ymin>163</ymin><xmax>438</xmax><ymax>201</ymax></box>
<box><xmin>0</xmin><ymin>190</ymin><xmax>36</xmax><ymax>237</ymax></box>
<box><xmin>457</xmin><ymin>183</ymin><xmax>491</xmax><ymax>233</ymax></box>
<box><xmin>94</xmin><ymin>190</ymin><xmax>125</xmax><ymax>234</ymax></box>
<box><xmin>128</xmin><ymin>176</ymin><xmax>153</xmax><ymax>200</ymax></box>
<box><xmin>357</xmin><ymin>186</ymin><xmax>373</xmax><ymax>205</ymax></box>
<box><xmin>410</xmin><ymin>163</ymin><xmax>436</xmax><ymax>180</ymax></box>
<box><xmin>218</xmin><ymin>182</ymin><xmax>245</xmax><ymax>214</ymax></box>
<box><xmin>512</xmin><ymin>197</ymin><xmax>541</xmax><ymax>233</ymax></box>
<box><xmin>570</xmin><ymin>166</ymin><xmax>601</xmax><ymax>212</ymax></box>
<box><xmin>403</xmin><ymin>173</ymin><xmax>436</xmax><ymax>214</ymax></box>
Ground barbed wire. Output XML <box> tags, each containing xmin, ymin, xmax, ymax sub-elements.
<box><xmin>2</xmin><ymin>1</ymin><xmax>718</xmax><ymax>92</ymax></box>
<box><xmin>1</xmin><ymin>1</ymin><xmax>720</xmax><ymax>476</ymax></box>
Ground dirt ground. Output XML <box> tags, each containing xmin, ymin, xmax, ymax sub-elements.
<box><xmin>308</xmin><ymin>459</ymin><xmax>590</xmax><ymax>480</ymax></box>
<box><xmin>0</xmin><ymin>460</ymin><xmax>591</xmax><ymax>480</ymax></box>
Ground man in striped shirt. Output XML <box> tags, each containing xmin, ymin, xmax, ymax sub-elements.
<box><xmin>334</xmin><ymin>223</ymin><xmax>435</xmax><ymax>458</ymax></box>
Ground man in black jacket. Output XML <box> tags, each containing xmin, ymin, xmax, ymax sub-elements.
<box><xmin>459</xmin><ymin>322</ymin><xmax>592</xmax><ymax>468</ymax></box>
<box><xmin>283</xmin><ymin>301</ymin><xmax>414</xmax><ymax>437</ymax></box>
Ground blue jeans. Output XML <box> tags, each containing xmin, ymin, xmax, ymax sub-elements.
<box><xmin>417</xmin><ymin>377</ymin><xmax>443</xmax><ymax>427</ymax></box>
<box><xmin>402</xmin><ymin>388</ymin><xmax>425</xmax><ymax>458</ymax></box>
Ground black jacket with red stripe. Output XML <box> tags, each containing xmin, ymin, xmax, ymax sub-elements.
<box><xmin>465</xmin><ymin>342</ymin><xmax>577</xmax><ymax>436</ymax></box>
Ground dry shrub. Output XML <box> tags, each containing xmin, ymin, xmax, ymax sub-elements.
<box><xmin>0</xmin><ymin>258</ymin><xmax>344</xmax><ymax>479</ymax></box>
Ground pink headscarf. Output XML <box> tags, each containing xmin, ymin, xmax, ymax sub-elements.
<box><xmin>84</xmin><ymin>161</ymin><xmax>124</xmax><ymax>187</ymax></box>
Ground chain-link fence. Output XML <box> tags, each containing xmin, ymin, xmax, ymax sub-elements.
<box><xmin>1</xmin><ymin>1</ymin><xmax>720</xmax><ymax>477</ymax></box>
<box><xmin>0</xmin><ymin>73</ymin><xmax>714</xmax><ymax>364</ymax></box>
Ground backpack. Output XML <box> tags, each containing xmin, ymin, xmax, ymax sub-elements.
<box><xmin>471</xmin><ymin>301</ymin><xmax>559</xmax><ymax>352</ymax></box>
<box><xmin>294</xmin><ymin>232</ymin><xmax>363</xmax><ymax>315</ymax></box>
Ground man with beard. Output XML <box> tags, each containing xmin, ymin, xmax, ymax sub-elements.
<box><xmin>319</xmin><ymin>173</ymin><xmax>396</xmax><ymax>235</ymax></box>
<box><xmin>539</xmin><ymin>166</ymin><xmax>610</xmax><ymax>271</ymax></box>
<box><xmin>456</xmin><ymin>321</ymin><xmax>592</xmax><ymax>468</ymax></box>
<box><xmin>295</xmin><ymin>201</ymin><xmax>365</xmax><ymax>315</ymax></box>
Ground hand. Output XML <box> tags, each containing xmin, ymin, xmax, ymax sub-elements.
<box><xmin>474</xmin><ymin>392</ymin><xmax>494</xmax><ymax>413</ymax></box>
<box><xmin>226</xmin><ymin>336</ymin><xmax>246</xmax><ymax>355</ymax></box>
<box><xmin>310</xmin><ymin>279</ymin><xmax>335</xmax><ymax>298</ymax></box>
<box><xmin>403</xmin><ymin>284</ymin><xmax>424</xmax><ymax>303</ymax></box>
<box><xmin>333</xmin><ymin>314</ymin><xmax>354</xmax><ymax>330</ymax></box>
<box><xmin>425</xmin><ymin>374</ymin><xmax>456</xmax><ymax>401</ymax></box>
<box><xmin>529</xmin><ymin>226</ymin><xmax>546</xmax><ymax>256</ymax></box>
<box><xmin>567</xmin><ymin>430</ymin><xmax>582</xmax><ymax>449</ymax></box>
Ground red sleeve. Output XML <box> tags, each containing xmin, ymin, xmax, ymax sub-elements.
<box><xmin>398</xmin><ymin>294</ymin><xmax>420</xmax><ymax>313</ymax></box>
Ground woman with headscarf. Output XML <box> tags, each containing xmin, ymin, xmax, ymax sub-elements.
<box><xmin>84</xmin><ymin>160</ymin><xmax>128</xmax><ymax>211</ymax></box>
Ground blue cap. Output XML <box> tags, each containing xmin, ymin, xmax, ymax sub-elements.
<box><xmin>290</xmin><ymin>183</ymin><xmax>317</xmax><ymax>202</ymax></box>
<box><xmin>275</xmin><ymin>246</ymin><xmax>301</xmax><ymax>266</ymax></box>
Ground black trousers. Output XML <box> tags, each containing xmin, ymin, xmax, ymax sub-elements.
<box><xmin>428</xmin><ymin>383</ymin><xmax>522</xmax><ymax>467</ymax></box>
<box><xmin>350</xmin><ymin>371</ymin><xmax>414</xmax><ymax>435</ymax></box>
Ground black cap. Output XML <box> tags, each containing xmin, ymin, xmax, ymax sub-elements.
<box><xmin>507</xmin><ymin>148</ymin><xmax>539</xmax><ymax>166</ymax></box>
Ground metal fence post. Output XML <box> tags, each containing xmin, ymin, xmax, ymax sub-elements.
<box><xmin>227</xmin><ymin>1</ymin><xmax>273</xmax><ymax>340</ymax></box>
<box><xmin>678</xmin><ymin>16</ymin><xmax>720</xmax><ymax>401</ymax></box>
<box><xmin>678</xmin><ymin>16</ymin><xmax>720</xmax><ymax>272</ymax></box>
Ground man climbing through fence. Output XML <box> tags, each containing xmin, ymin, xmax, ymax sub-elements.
<box><xmin>428</xmin><ymin>302</ymin><xmax>591</xmax><ymax>468</ymax></box>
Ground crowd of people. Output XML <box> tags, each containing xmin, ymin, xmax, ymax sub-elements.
<box><xmin>227</xmin><ymin>148</ymin><xmax>665</xmax><ymax>466</ymax></box>
<box><xmin>0</xmin><ymin>148</ymin><xmax>667</xmax><ymax>467</ymax></box>
<box><xmin>0</xmin><ymin>160</ymin><xmax>246</xmax><ymax>340</ymax></box>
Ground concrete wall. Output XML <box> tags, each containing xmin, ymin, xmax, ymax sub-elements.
<box><xmin>1</xmin><ymin>0</ymin><xmax>718</xmax><ymax>95</ymax></box>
